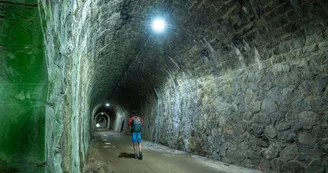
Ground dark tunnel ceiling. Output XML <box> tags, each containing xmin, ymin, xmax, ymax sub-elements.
<box><xmin>90</xmin><ymin>0</ymin><xmax>328</xmax><ymax>107</ymax></box>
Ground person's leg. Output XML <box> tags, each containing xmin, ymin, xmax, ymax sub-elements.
<box><xmin>133</xmin><ymin>143</ymin><xmax>137</xmax><ymax>158</ymax></box>
<box><xmin>138</xmin><ymin>143</ymin><xmax>142</xmax><ymax>152</ymax></box>
<box><xmin>137</xmin><ymin>132</ymin><xmax>142</xmax><ymax>160</ymax></box>
<box><xmin>132</xmin><ymin>132</ymin><xmax>138</xmax><ymax>159</ymax></box>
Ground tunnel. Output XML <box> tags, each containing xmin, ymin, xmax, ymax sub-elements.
<box><xmin>0</xmin><ymin>0</ymin><xmax>328</xmax><ymax>172</ymax></box>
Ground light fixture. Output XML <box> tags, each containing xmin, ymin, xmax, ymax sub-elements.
<box><xmin>152</xmin><ymin>18</ymin><xmax>166</xmax><ymax>33</ymax></box>
<box><xmin>101</xmin><ymin>112</ymin><xmax>104</xmax><ymax>115</ymax></box>
<box><xmin>96</xmin><ymin>123</ymin><xmax>100</xmax><ymax>127</ymax></box>
<box><xmin>105</xmin><ymin>103</ymin><xmax>110</xmax><ymax>107</ymax></box>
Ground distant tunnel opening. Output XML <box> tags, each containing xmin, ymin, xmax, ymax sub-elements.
<box><xmin>92</xmin><ymin>104</ymin><xmax>117</xmax><ymax>131</ymax></box>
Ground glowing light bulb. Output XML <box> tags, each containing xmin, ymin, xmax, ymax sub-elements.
<box><xmin>152</xmin><ymin>18</ymin><xmax>166</xmax><ymax>33</ymax></box>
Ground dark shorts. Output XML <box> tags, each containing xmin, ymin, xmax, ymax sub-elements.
<box><xmin>132</xmin><ymin>132</ymin><xmax>142</xmax><ymax>143</ymax></box>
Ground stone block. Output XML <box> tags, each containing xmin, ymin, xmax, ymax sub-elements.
<box><xmin>264</xmin><ymin>145</ymin><xmax>279</xmax><ymax>160</ymax></box>
<box><xmin>292</xmin><ymin>122</ymin><xmax>313</xmax><ymax>132</ymax></box>
<box><xmin>265</xmin><ymin>125</ymin><xmax>277</xmax><ymax>139</ymax></box>
<box><xmin>240</xmin><ymin>158</ymin><xmax>254</xmax><ymax>168</ymax></box>
<box><xmin>248</xmin><ymin>135</ymin><xmax>257</xmax><ymax>146</ymax></box>
<box><xmin>299</xmin><ymin>80</ymin><xmax>314</xmax><ymax>97</ymax></box>
<box><xmin>291</xmin><ymin>37</ymin><xmax>306</xmax><ymax>49</ymax></box>
<box><xmin>260</xmin><ymin>158</ymin><xmax>271</xmax><ymax>172</ymax></box>
<box><xmin>292</xmin><ymin>99</ymin><xmax>311</xmax><ymax>113</ymax></box>
<box><xmin>280</xmin><ymin>144</ymin><xmax>298</xmax><ymax>161</ymax></box>
<box><xmin>288</xmin><ymin>161</ymin><xmax>305</xmax><ymax>173</ymax></box>
<box><xmin>278</xmin><ymin>130</ymin><xmax>289</xmax><ymax>140</ymax></box>
<box><xmin>253</xmin><ymin>113</ymin><xmax>271</xmax><ymax>125</ymax></box>
<box><xmin>261</xmin><ymin>99</ymin><xmax>278</xmax><ymax>114</ymax></box>
<box><xmin>234</xmin><ymin>121</ymin><xmax>247</xmax><ymax>134</ymax></box>
<box><xmin>306</xmin><ymin>34</ymin><xmax>324</xmax><ymax>45</ymax></box>
<box><xmin>267</xmin><ymin>87</ymin><xmax>282</xmax><ymax>103</ymax></box>
<box><xmin>298</xmin><ymin>132</ymin><xmax>316</xmax><ymax>145</ymax></box>
<box><xmin>276</xmin><ymin>122</ymin><xmax>291</xmax><ymax>131</ymax></box>
<box><xmin>250</xmin><ymin>124</ymin><xmax>264</xmax><ymax>138</ymax></box>
<box><xmin>311</xmin><ymin>97</ymin><xmax>328</xmax><ymax>111</ymax></box>
<box><xmin>269</xmin><ymin>112</ymin><xmax>286</xmax><ymax>124</ymax></box>
<box><xmin>298</xmin><ymin>111</ymin><xmax>318</xmax><ymax>126</ymax></box>
<box><xmin>257</xmin><ymin>136</ymin><xmax>270</xmax><ymax>148</ymax></box>
<box><xmin>286</xmin><ymin>132</ymin><xmax>297</xmax><ymax>143</ymax></box>
<box><xmin>243</xmin><ymin>112</ymin><xmax>254</xmax><ymax>122</ymax></box>
<box><xmin>306</xmin><ymin>159</ymin><xmax>326</xmax><ymax>173</ymax></box>
<box><xmin>271</xmin><ymin>158</ymin><xmax>288</xmax><ymax>172</ymax></box>
<box><xmin>273</xmin><ymin>141</ymin><xmax>287</xmax><ymax>150</ymax></box>
<box><xmin>316</xmin><ymin>75</ymin><xmax>328</xmax><ymax>93</ymax></box>
<box><xmin>284</xmin><ymin>22</ymin><xmax>299</xmax><ymax>33</ymax></box>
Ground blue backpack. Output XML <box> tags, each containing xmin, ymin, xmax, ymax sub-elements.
<box><xmin>132</xmin><ymin>117</ymin><xmax>142</xmax><ymax>132</ymax></box>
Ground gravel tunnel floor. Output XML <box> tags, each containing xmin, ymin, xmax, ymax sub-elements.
<box><xmin>83</xmin><ymin>131</ymin><xmax>262</xmax><ymax>173</ymax></box>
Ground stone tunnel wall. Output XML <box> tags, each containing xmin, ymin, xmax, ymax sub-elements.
<box><xmin>40</xmin><ymin>0</ymin><xmax>132</xmax><ymax>171</ymax></box>
<box><xmin>40</xmin><ymin>0</ymin><xmax>92</xmax><ymax>171</ymax></box>
<box><xmin>138</xmin><ymin>6</ymin><xmax>328</xmax><ymax>173</ymax></box>
<box><xmin>39</xmin><ymin>0</ymin><xmax>117</xmax><ymax>172</ymax></box>
<box><xmin>113</xmin><ymin>105</ymin><xmax>130</xmax><ymax>133</ymax></box>
<box><xmin>0</xmin><ymin>1</ymin><xmax>47</xmax><ymax>172</ymax></box>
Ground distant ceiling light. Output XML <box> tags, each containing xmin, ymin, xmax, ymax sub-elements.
<box><xmin>96</xmin><ymin>123</ymin><xmax>100</xmax><ymax>127</ymax></box>
<box><xmin>105</xmin><ymin>103</ymin><xmax>110</xmax><ymax>107</ymax></box>
<box><xmin>152</xmin><ymin>18</ymin><xmax>166</xmax><ymax>33</ymax></box>
<box><xmin>101</xmin><ymin>112</ymin><xmax>104</xmax><ymax>115</ymax></box>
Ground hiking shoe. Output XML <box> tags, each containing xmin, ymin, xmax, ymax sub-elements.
<box><xmin>139</xmin><ymin>152</ymin><xmax>143</xmax><ymax>160</ymax></box>
<box><xmin>134</xmin><ymin>154</ymin><xmax>138</xmax><ymax>159</ymax></box>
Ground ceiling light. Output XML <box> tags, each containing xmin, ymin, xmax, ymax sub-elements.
<box><xmin>152</xmin><ymin>18</ymin><xmax>166</xmax><ymax>33</ymax></box>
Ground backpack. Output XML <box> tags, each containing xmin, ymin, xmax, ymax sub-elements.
<box><xmin>132</xmin><ymin>117</ymin><xmax>142</xmax><ymax>132</ymax></box>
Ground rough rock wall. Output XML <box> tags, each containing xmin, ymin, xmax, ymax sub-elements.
<box><xmin>40</xmin><ymin>0</ymin><xmax>130</xmax><ymax>171</ymax></box>
<box><xmin>40</xmin><ymin>0</ymin><xmax>100</xmax><ymax>172</ymax></box>
<box><xmin>0</xmin><ymin>1</ymin><xmax>47</xmax><ymax>172</ymax></box>
<box><xmin>138</xmin><ymin>3</ymin><xmax>328</xmax><ymax>173</ymax></box>
<box><xmin>112</xmin><ymin>105</ymin><xmax>129</xmax><ymax>133</ymax></box>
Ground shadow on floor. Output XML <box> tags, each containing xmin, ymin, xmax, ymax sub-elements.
<box><xmin>118</xmin><ymin>152</ymin><xmax>134</xmax><ymax>159</ymax></box>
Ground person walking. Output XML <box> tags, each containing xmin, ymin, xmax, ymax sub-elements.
<box><xmin>128</xmin><ymin>111</ymin><xmax>144</xmax><ymax>160</ymax></box>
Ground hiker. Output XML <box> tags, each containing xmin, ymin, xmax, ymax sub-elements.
<box><xmin>128</xmin><ymin>111</ymin><xmax>144</xmax><ymax>160</ymax></box>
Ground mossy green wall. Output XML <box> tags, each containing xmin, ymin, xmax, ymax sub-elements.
<box><xmin>0</xmin><ymin>1</ymin><xmax>47</xmax><ymax>172</ymax></box>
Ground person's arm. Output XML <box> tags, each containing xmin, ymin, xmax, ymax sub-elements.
<box><xmin>128</xmin><ymin>117</ymin><xmax>133</xmax><ymax>126</ymax></box>
<box><xmin>128</xmin><ymin>117</ymin><xmax>133</xmax><ymax>131</ymax></box>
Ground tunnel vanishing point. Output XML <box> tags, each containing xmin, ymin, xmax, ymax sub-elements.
<box><xmin>1</xmin><ymin>0</ymin><xmax>328</xmax><ymax>172</ymax></box>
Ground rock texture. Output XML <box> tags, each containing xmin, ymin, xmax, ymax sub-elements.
<box><xmin>2</xmin><ymin>0</ymin><xmax>328</xmax><ymax>172</ymax></box>
<box><xmin>113</xmin><ymin>0</ymin><xmax>328</xmax><ymax>172</ymax></box>
<box><xmin>0</xmin><ymin>1</ymin><xmax>47</xmax><ymax>172</ymax></box>
<box><xmin>39</xmin><ymin>0</ymin><xmax>141</xmax><ymax>172</ymax></box>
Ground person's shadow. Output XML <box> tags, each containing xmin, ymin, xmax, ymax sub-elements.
<box><xmin>118</xmin><ymin>152</ymin><xmax>134</xmax><ymax>159</ymax></box>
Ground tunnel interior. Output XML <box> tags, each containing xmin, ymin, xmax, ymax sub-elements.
<box><xmin>93</xmin><ymin>105</ymin><xmax>117</xmax><ymax>130</ymax></box>
<box><xmin>1</xmin><ymin>0</ymin><xmax>328</xmax><ymax>172</ymax></box>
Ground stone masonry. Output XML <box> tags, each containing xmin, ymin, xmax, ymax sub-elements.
<box><xmin>121</xmin><ymin>1</ymin><xmax>328</xmax><ymax>173</ymax></box>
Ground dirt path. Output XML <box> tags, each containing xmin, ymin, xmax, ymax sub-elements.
<box><xmin>83</xmin><ymin>131</ymin><xmax>262</xmax><ymax>173</ymax></box>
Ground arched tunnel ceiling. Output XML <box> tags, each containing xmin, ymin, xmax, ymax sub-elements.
<box><xmin>92</xmin><ymin>0</ymin><xmax>328</xmax><ymax>107</ymax></box>
<box><xmin>90</xmin><ymin>0</ymin><xmax>173</xmax><ymax>107</ymax></box>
